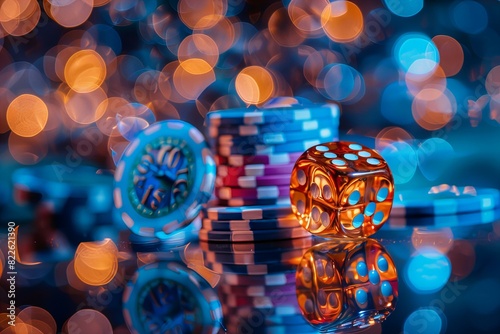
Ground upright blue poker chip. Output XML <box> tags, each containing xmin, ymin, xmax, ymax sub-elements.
<box><xmin>123</xmin><ymin>261</ymin><xmax>223</xmax><ymax>334</ymax></box>
<box><xmin>207</xmin><ymin>118</ymin><xmax>332</xmax><ymax>138</ymax></box>
<box><xmin>205</xmin><ymin>204</ymin><xmax>293</xmax><ymax>220</ymax></box>
<box><xmin>387</xmin><ymin>208</ymin><xmax>500</xmax><ymax>228</ymax></box>
<box><xmin>114</xmin><ymin>120</ymin><xmax>216</xmax><ymax>239</ymax></box>
<box><xmin>206</xmin><ymin>104</ymin><xmax>339</xmax><ymax>126</ymax></box>
<box><xmin>391</xmin><ymin>187</ymin><xmax>500</xmax><ymax>217</ymax></box>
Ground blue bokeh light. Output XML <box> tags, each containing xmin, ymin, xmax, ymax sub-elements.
<box><xmin>406</xmin><ymin>247</ymin><xmax>451</xmax><ymax>294</ymax></box>
<box><xmin>384</xmin><ymin>0</ymin><xmax>424</xmax><ymax>18</ymax></box>
<box><xmin>452</xmin><ymin>1</ymin><xmax>488</xmax><ymax>35</ymax></box>
<box><xmin>380</xmin><ymin>141</ymin><xmax>418</xmax><ymax>184</ymax></box>
<box><xmin>319</xmin><ymin>63</ymin><xmax>365</xmax><ymax>103</ymax></box>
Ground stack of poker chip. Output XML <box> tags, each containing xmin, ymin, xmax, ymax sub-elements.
<box><xmin>199</xmin><ymin>238</ymin><xmax>317</xmax><ymax>333</ymax></box>
<box><xmin>387</xmin><ymin>185</ymin><xmax>500</xmax><ymax>228</ymax></box>
<box><xmin>202</xmin><ymin>99</ymin><xmax>340</xmax><ymax>243</ymax></box>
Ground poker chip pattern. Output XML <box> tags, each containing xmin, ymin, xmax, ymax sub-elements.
<box><xmin>391</xmin><ymin>187</ymin><xmax>500</xmax><ymax>217</ymax></box>
<box><xmin>198</xmin><ymin>226</ymin><xmax>310</xmax><ymax>242</ymax></box>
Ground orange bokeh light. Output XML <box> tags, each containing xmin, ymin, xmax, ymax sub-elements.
<box><xmin>64</xmin><ymin>49</ymin><xmax>107</xmax><ymax>93</ymax></box>
<box><xmin>0</xmin><ymin>0</ymin><xmax>41</xmax><ymax>37</ymax></box>
<box><xmin>178</xmin><ymin>34</ymin><xmax>219</xmax><ymax>71</ymax></box>
<box><xmin>49</xmin><ymin>0</ymin><xmax>93</xmax><ymax>28</ymax></box>
<box><xmin>405</xmin><ymin>62</ymin><xmax>447</xmax><ymax>98</ymax></box>
<box><xmin>375</xmin><ymin>126</ymin><xmax>414</xmax><ymax>151</ymax></box>
<box><xmin>432</xmin><ymin>35</ymin><xmax>464</xmax><ymax>77</ymax></box>
<box><xmin>73</xmin><ymin>238</ymin><xmax>118</xmax><ymax>286</ymax></box>
<box><xmin>412</xmin><ymin>88</ymin><xmax>457</xmax><ymax>130</ymax></box>
<box><xmin>7</xmin><ymin>94</ymin><xmax>48</xmax><ymax>137</ymax></box>
<box><xmin>486</xmin><ymin>65</ymin><xmax>500</xmax><ymax>98</ymax></box>
<box><xmin>18</xmin><ymin>306</ymin><xmax>57</xmax><ymax>334</ymax></box>
<box><xmin>195</xmin><ymin>16</ymin><xmax>236</xmax><ymax>54</ymax></box>
<box><xmin>321</xmin><ymin>1</ymin><xmax>364</xmax><ymax>43</ymax></box>
<box><xmin>173</xmin><ymin>60</ymin><xmax>215</xmax><ymax>100</ymax></box>
<box><xmin>178</xmin><ymin>0</ymin><xmax>226</xmax><ymax>29</ymax></box>
<box><xmin>235</xmin><ymin>66</ymin><xmax>275</xmax><ymax>105</ymax></box>
<box><xmin>268</xmin><ymin>7</ymin><xmax>305</xmax><ymax>47</ymax></box>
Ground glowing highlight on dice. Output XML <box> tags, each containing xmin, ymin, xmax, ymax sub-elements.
<box><xmin>290</xmin><ymin>141</ymin><xmax>394</xmax><ymax>238</ymax></box>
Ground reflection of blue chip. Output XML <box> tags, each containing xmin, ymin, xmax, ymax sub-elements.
<box><xmin>388</xmin><ymin>209</ymin><xmax>500</xmax><ymax>228</ymax></box>
<box><xmin>123</xmin><ymin>262</ymin><xmax>222</xmax><ymax>334</ymax></box>
<box><xmin>114</xmin><ymin>120</ymin><xmax>216</xmax><ymax>238</ymax></box>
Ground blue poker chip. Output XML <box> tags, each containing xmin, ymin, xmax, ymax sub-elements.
<box><xmin>199</xmin><ymin>227</ymin><xmax>310</xmax><ymax>242</ymax></box>
<box><xmin>13</xmin><ymin>165</ymin><xmax>114</xmax><ymax>210</ymax></box>
<box><xmin>129</xmin><ymin>216</ymin><xmax>201</xmax><ymax>252</ymax></box>
<box><xmin>216</xmin><ymin>185</ymin><xmax>290</xmax><ymax>200</ymax></box>
<box><xmin>202</xmin><ymin>217</ymin><xmax>300</xmax><ymax>231</ymax></box>
<box><xmin>223</xmin><ymin>272</ymin><xmax>297</xmax><ymax>286</ymax></box>
<box><xmin>206</xmin><ymin>104</ymin><xmax>339</xmax><ymax>126</ymax></box>
<box><xmin>215</xmin><ymin>197</ymin><xmax>291</xmax><ymax>207</ymax></box>
<box><xmin>225</xmin><ymin>323</ymin><xmax>316</xmax><ymax>334</ymax></box>
<box><xmin>217</xmin><ymin>163</ymin><xmax>295</xmax><ymax>177</ymax></box>
<box><xmin>391</xmin><ymin>187</ymin><xmax>500</xmax><ymax>217</ymax></box>
<box><xmin>216</xmin><ymin>173</ymin><xmax>291</xmax><ymax>188</ymax></box>
<box><xmin>217</xmin><ymin>139</ymin><xmax>323</xmax><ymax>156</ymax></box>
<box><xmin>220</xmin><ymin>284</ymin><xmax>296</xmax><ymax>297</ymax></box>
<box><xmin>387</xmin><ymin>208</ymin><xmax>500</xmax><ymax>228</ymax></box>
<box><xmin>215</xmin><ymin>152</ymin><xmax>303</xmax><ymax>166</ymax></box>
<box><xmin>224</xmin><ymin>308</ymin><xmax>309</xmax><ymax>326</ymax></box>
<box><xmin>204</xmin><ymin>260</ymin><xmax>297</xmax><ymax>276</ymax></box>
<box><xmin>216</xmin><ymin>127</ymin><xmax>337</xmax><ymax>145</ymax></box>
<box><xmin>203</xmin><ymin>248</ymin><xmax>305</xmax><ymax>265</ymax></box>
<box><xmin>198</xmin><ymin>237</ymin><xmax>314</xmax><ymax>254</ymax></box>
<box><xmin>205</xmin><ymin>204</ymin><xmax>293</xmax><ymax>220</ymax></box>
<box><xmin>208</xmin><ymin>118</ymin><xmax>334</xmax><ymax>138</ymax></box>
<box><xmin>114</xmin><ymin>120</ymin><xmax>216</xmax><ymax>238</ymax></box>
<box><xmin>123</xmin><ymin>261</ymin><xmax>223</xmax><ymax>334</ymax></box>
<box><xmin>222</xmin><ymin>304</ymin><xmax>301</xmax><ymax>317</ymax></box>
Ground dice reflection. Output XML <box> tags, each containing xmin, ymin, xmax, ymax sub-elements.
<box><xmin>296</xmin><ymin>238</ymin><xmax>398</xmax><ymax>332</ymax></box>
<box><xmin>290</xmin><ymin>142</ymin><xmax>394</xmax><ymax>238</ymax></box>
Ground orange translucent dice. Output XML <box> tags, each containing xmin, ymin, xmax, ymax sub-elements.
<box><xmin>290</xmin><ymin>142</ymin><xmax>394</xmax><ymax>238</ymax></box>
<box><xmin>296</xmin><ymin>239</ymin><xmax>398</xmax><ymax>331</ymax></box>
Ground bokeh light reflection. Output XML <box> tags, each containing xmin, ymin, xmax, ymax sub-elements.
<box><xmin>406</xmin><ymin>247</ymin><xmax>451</xmax><ymax>294</ymax></box>
<box><xmin>235</xmin><ymin>66</ymin><xmax>275</xmax><ymax>105</ymax></box>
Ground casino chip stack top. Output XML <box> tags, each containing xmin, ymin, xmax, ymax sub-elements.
<box><xmin>202</xmin><ymin>98</ymin><xmax>340</xmax><ymax>243</ymax></box>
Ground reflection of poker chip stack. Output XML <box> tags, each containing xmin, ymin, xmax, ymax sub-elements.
<box><xmin>386</xmin><ymin>185</ymin><xmax>500</xmax><ymax>228</ymax></box>
<box><xmin>199</xmin><ymin>239</ymin><xmax>317</xmax><ymax>333</ymax></box>
<box><xmin>201</xmin><ymin>99</ymin><xmax>340</xmax><ymax>243</ymax></box>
